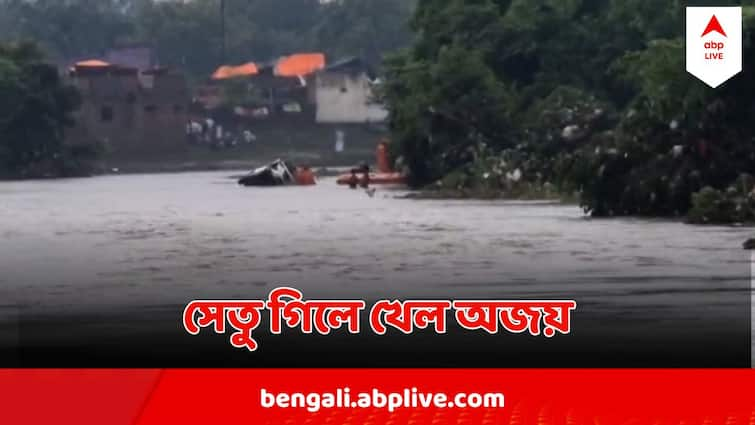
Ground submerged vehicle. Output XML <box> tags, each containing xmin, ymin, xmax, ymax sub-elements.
<box><xmin>238</xmin><ymin>160</ymin><xmax>316</xmax><ymax>187</ymax></box>
<box><xmin>238</xmin><ymin>160</ymin><xmax>296</xmax><ymax>186</ymax></box>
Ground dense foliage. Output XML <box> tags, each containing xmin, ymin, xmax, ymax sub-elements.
<box><xmin>383</xmin><ymin>0</ymin><xmax>755</xmax><ymax>222</ymax></box>
<box><xmin>0</xmin><ymin>42</ymin><xmax>92</xmax><ymax>178</ymax></box>
<box><xmin>0</xmin><ymin>0</ymin><xmax>415</xmax><ymax>79</ymax></box>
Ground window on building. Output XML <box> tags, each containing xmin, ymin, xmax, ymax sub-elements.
<box><xmin>144</xmin><ymin>104</ymin><xmax>158</xmax><ymax>113</ymax></box>
<box><xmin>173</xmin><ymin>104</ymin><xmax>184</xmax><ymax>114</ymax></box>
<box><xmin>100</xmin><ymin>106</ymin><xmax>114</xmax><ymax>122</ymax></box>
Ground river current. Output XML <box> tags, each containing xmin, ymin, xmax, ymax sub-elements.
<box><xmin>0</xmin><ymin>171</ymin><xmax>752</xmax><ymax>364</ymax></box>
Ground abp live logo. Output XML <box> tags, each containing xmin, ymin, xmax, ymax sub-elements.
<box><xmin>686</xmin><ymin>7</ymin><xmax>742</xmax><ymax>88</ymax></box>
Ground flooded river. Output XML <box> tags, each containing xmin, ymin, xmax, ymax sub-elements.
<box><xmin>0</xmin><ymin>171</ymin><xmax>751</xmax><ymax>366</ymax></box>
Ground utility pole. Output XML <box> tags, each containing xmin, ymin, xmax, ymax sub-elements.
<box><xmin>220</xmin><ymin>0</ymin><xmax>227</xmax><ymax>62</ymax></box>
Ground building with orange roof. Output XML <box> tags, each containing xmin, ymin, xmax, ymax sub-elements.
<box><xmin>197</xmin><ymin>54</ymin><xmax>387</xmax><ymax>125</ymax></box>
<box><xmin>275</xmin><ymin>53</ymin><xmax>325</xmax><ymax>77</ymax></box>
<box><xmin>190</xmin><ymin>54</ymin><xmax>388</xmax><ymax>157</ymax></box>
<box><xmin>74</xmin><ymin>59</ymin><xmax>112</xmax><ymax>68</ymax></box>
<box><xmin>211</xmin><ymin>63</ymin><xmax>259</xmax><ymax>80</ymax></box>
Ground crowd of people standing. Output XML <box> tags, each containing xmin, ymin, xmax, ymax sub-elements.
<box><xmin>186</xmin><ymin>118</ymin><xmax>257</xmax><ymax>150</ymax></box>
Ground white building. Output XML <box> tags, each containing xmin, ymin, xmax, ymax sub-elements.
<box><xmin>314</xmin><ymin>57</ymin><xmax>388</xmax><ymax>124</ymax></box>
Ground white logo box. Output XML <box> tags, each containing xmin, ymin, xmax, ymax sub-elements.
<box><xmin>686</xmin><ymin>7</ymin><xmax>743</xmax><ymax>88</ymax></box>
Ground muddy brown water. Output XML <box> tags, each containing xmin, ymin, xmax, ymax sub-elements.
<box><xmin>0</xmin><ymin>171</ymin><xmax>752</xmax><ymax>365</ymax></box>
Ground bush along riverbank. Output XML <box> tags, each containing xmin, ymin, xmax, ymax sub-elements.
<box><xmin>402</xmin><ymin>142</ymin><xmax>576</xmax><ymax>202</ymax></box>
<box><xmin>382</xmin><ymin>2</ymin><xmax>755</xmax><ymax>227</ymax></box>
<box><xmin>688</xmin><ymin>176</ymin><xmax>755</xmax><ymax>225</ymax></box>
<box><xmin>0</xmin><ymin>41</ymin><xmax>102</xmax><ymax>180</ymax></box>
<box><xmin>403</xmin><ymin>140</ymin><xmax>755</xmax><ymax>227</ymax></box>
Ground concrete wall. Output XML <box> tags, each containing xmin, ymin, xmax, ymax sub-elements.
<box><xmin>315</xmin><ymin>72</ymin><xmax>388</xmax><ymax>124</ymax></box>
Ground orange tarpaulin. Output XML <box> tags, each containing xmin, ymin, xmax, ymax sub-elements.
<box><xmin>275</xmin><ymin>53</ymin><xmax>325</xmax><ymax>77</ymax></box>
<box><xmin>211</xmin><ymin>62</ymin><xmax>259</xmax><ymax>80</ymax></box>
<box><xmin>75</xmin><ymin>59</ymin><xmax>111</xmax><ymax>67</ymax></box>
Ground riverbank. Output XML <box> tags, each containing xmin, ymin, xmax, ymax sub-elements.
<box><xmin>398</xmin><ymin>175</ymin><xmax>582</xmax><ymax>204</ymax></box>
<box><xmin>401</xmin><ymin>187</ymin><xmax>576</xmax><ymax>203</ymax></box>
<box><xmin>407</xmin><ymin>165</ymin><xmax>755</xmax><ymax>228</ymax></box>
<box><xmin>0</xmin><ymin>144</ymin><xmax>377</xmax><ymax>181</ymax></box>
<box><xmin>99</xmin><ymin>144</ymin><xmax>376</xmax><ymax>175</ymax></box>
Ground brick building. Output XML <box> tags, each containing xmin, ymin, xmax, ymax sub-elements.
<box><xmin>66</xmin><ymin>61</ymin><xmax>190</xmax><ymax>155</ymax></box>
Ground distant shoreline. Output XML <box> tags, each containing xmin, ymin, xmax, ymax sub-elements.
<box><xmin>0</xmin><ymin>162</ymin><xmax>356</xmax><ymax>182</ymax></box>
<box><xmin>0</xmin><ymin>148</ymin><xmax>372</xmax><ymax>181</ymax></box>
<box><xmin>100</xmin><ymin>160</ymin><xmax>356</xmax><ymax>178</ymax></box>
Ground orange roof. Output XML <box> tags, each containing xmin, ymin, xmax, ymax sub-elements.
<box><xmin>211</xmin><ymin>62</ymin><xmax>259</xmax><ymax>80</ymax></box>
<box><xmin>275</xmin><ymin>53</ymin><xmax>325</xmax><ymax>77</ymax></box>
<box><xmin>75</xmin><ymin>59</ymin><xmax>111</xmax><ymax>67</ymax></box>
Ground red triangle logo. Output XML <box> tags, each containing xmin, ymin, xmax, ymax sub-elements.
<box><xmin>701</xmin><ymin>15</ymin><xmax>727</xmax><ymax>37</ymax></box>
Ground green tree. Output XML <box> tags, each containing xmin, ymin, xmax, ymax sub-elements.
<box><xmin>0</xmin><ymin>0</ymin><xmax>416</xmax><ymax>81</ymax></box>
<box><xmin>130</xmin><ymin>0</ymin><xmax>224</xmax><ymax>77</ymax></box>
<box><xmin>384</xmin><ymin>0</ymin><xmax>755</xmax><ymax>222</ymax></box>
<box><xmin>0</xmin><ymin>42</ymin><xmax>83</xmax><ymax>178</ymax></box>
<box><xmin>314</xmin><ymin>0</ymin><xmax>415</xmax><ymax>66</ymax></box>
<box><xmin>0</xmin><ymin>0</ymin><xmax>134</xmax><ymax>61</ymax></box>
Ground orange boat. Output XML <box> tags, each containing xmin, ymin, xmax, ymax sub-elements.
<box><xmin>336</xmin><ymin>141</ymin><xmax>407</xmax><ymax>186</ymax></box>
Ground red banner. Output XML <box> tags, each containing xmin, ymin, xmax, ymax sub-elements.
<box><xmin>0</xmin><ymin>370</ymin><xmax>753</xmax><ymax>425</ymax></box>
